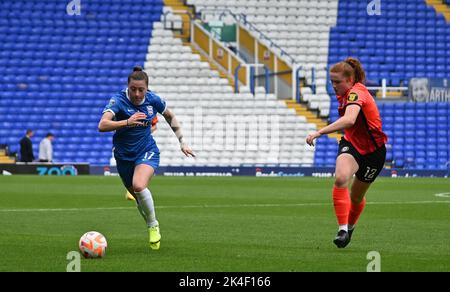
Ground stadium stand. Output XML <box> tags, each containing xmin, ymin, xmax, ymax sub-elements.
<box><xmin>0</xmin><ymin>0</ymin><xmax>316</xmax><ymax>166</ymax></box>
<box><xmin>187</xmin><ymin>0</ymin><xmax>338</xmax><ymax>118</ymax></box>
<box><xmin>319</xmin><ymin>0</ymin><xmax>450</xmax><ymax>169</ymax></box>
<box><xmin>189</xmin><ymin>0</ymin><xmax>449</xmax><ymax>170</ymax></box>
<box><xmin>146</xmin><ymin>22</ymin><xmax>316</xmax><ymax>166</ymax></box>
<box><xmin>0</xmin><ymin>0</ymin><xmax>448</xmax><ymax>170</ymax></box>
<box><xmin>329</xmin><ymin>0</ymin><xmax>449</xmax><ymax>88</ymax></box>
<box><xmin>0</xmin><ymin>0</ymin><xmax>164</xmax><ymax>165</ymax></box>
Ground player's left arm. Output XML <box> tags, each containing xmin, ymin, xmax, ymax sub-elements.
<box><xmin>162</xmin><ymin>108</ymin><xmax>195</xmax><ymax>157</ymax></box>
<box><xmin>306</xmin><ymin>104</ymin><xmax>360</xmax><ymax>146</ymax></box>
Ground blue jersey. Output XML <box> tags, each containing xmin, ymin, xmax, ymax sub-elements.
<box><xmin>102</xmin><ymin>89</ymin><xmax>167</xmax><ymax>161</ymax></box>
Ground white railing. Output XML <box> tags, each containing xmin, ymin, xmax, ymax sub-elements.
<box><xmin>366</xmin><ymin>79</ymin><xmax>408</xmax><ymax>99</ymax></box>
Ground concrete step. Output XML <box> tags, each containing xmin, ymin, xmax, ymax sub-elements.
<box><xmin>0</xmin><ymin>156</ymin><xmax>15</xmax><ymax>163</ymax></box>
<box><xmin>285</xmin><ymin>100</ymin><xmax>339</xmax><ymax>141</ymax></box>
<box><xmin>426</xmin><ymin>0</ymin><xmax>450</xmax><ymax>21</ymax></box>
<box><xmin>183</xmin><ymin>41</ymin><xmax>235</xmax><ymax>88</ymax></box>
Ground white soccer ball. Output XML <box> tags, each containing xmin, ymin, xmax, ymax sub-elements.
<box><xmin>79</xmin><ymin>231</ymin><xmax>108</xmax><ymax>258</ymax></box>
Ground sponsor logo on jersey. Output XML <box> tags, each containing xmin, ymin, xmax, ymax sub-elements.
<box><xmin>348</xmin><ymin>92</ymin><xmax>358</xmax><ymax>102</ymax></box>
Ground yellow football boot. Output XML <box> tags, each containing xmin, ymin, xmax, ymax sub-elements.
<box><xmin>126</xmin><ymin>191</ymin><xmax>136</xmax><ymax>201</ymax></box>
<box><xmin>149</xmin><ymin>225</ymin><xmax>161</xmax><ymax>250</ymax></box>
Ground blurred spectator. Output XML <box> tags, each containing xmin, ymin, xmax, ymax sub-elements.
<box><xmin>19</xmin><ymin>129</ymin><xmax>34</xmax><ymax>162</ymax></box>
<box><xmin>38</xmin><ymin>133</ymin><xmax>55</xmax><ymax>162</ymax></box>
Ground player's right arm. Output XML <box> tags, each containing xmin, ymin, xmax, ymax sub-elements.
<box><xmin>306</xmin><ymin>104</ymin><xmax>360</xmax><ymax>146</ymax></box>
<box><xmin>98</xmin><ymin>111</ymin><xmax>146</xmax><ymax>132</ymax></box>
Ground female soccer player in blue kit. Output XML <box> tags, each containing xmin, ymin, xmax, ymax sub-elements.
<box><xmin>98</xmin><ymin>66</ymin><xmax>195</xmax><ymax>250</ymax></box>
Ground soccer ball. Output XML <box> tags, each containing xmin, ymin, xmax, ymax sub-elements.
<box><xmin>79</xmin><ymin>231</ymin><xmax>108</xmax><ymax>258</ymax></box>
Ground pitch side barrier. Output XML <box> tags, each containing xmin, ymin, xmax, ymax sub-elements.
<box><xmin>90</xmin><ymin>166</ymin><xmax>449</xmax><ymax>178</ymax></box>
<box><xmin>0</xmin><ymin>163</ymin><xmax>89</xmax><ymax>175</ymax></box>
<box><xmin>3</xmin><ymin>164</ymin><xmax>447</xmax><ymax>177</ymax></box>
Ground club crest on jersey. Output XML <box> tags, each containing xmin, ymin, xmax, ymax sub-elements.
<box><xmin>146</xmin><ymin>106</ymin><xmax>154</xmax><ymax>116</ymax></box>
<box><xmin>348</xmin><ymin>92</ymin><xmax>358</xmax><ymax>102</ymax></box>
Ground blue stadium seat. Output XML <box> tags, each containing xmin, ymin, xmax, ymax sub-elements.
<box><xmin>330</xmin><ymin>0</ymin><xmax>447</xmax><ymax>89</ymax></box>
<box><xmin>0</xmin><ymin>0</ymin><xmax>163</xmax><ymax>165</ymax></box>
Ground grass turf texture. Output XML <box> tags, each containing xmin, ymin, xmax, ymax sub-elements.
<box><xmin>0</xmin><ymin>176</ymin><xmax>449</xmax><ymax>271</ymax></box>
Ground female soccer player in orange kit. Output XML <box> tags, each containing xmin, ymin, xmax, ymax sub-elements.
<box><xmin>306</xmin><ymin>57</ymin><xmax>387</xmax><ymax>248</ymax></box>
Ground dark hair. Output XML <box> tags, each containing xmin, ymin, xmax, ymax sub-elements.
<box><xmin>46</xmin><ymin>132</ymin><xmax>54</xmax><ymax>137</ymax></box>
<box><xmin>330</xmin><ymin>57</ymin><xmax>366</xmax><ymax>84</ymax></box>
<box><xmin>26</xmin><ymin>129</ymin><xmax>33</xmax><ymax>135</ymax></box>
<box><xmin>127</xmin><ymin>66</ymin><xmax>149</xmax><ymax>86</ymax></box>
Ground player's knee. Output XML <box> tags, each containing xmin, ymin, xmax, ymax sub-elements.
<box><xmin>132</xmin><ymin>183</ymin><xmax>147</xmax><ymax>193</ymax></box>
<box><xmin>334</xmin><ymin>175</ymin><xmax>350</xmax><ymax>188</ymax></box>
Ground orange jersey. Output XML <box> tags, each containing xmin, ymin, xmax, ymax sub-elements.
<box><xmin>337</xmin><ymin>83</ymin><xmax>387</xmax><ymax>155</ymax></box>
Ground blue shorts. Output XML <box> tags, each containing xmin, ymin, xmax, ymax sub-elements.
<box><xmin>115</xmin><ymin>151</ymin><xmax>160</xmax><ymax>188</ymax></box>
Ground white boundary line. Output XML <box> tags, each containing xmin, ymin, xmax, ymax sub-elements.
<box><xmin>435</xmin><ymin>192</ymin><xmax>450</xmax><ymax>198</ymax></box>
<box><xmin>0</xmin><ymin>200</ymin><xmax>449</xmax><ymax>213</ymax></box>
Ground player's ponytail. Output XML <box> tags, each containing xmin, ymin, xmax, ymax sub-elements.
<box><xmin>330</xmin><ymin>57</ymin><xmax>366</xmax><ymax>85</ymax></box>
<box><xmin>344</xmin><ymin>57</ymin><xmax>365</xmax><ymax>84</ymax></box>
<box><xmin>128</xmin><ymin>65</ymin><xmax>149</xmax><ymax>86</ymax></box>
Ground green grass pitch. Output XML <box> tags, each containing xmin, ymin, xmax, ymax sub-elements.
<box><xmin>0</xmin><ymin>176</ymin><xmax>449</xmax><ymax>272</ymax></box>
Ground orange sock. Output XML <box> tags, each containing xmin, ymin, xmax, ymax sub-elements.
<box><xmin>348</xmin><ymin>197</ymin><xmax>366</xmax><ymax>226</ymax></box>
<box><xmin>332</xmin><ymin>186</ymin><xmax>350</xmax><ymax>225</ymax></box>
